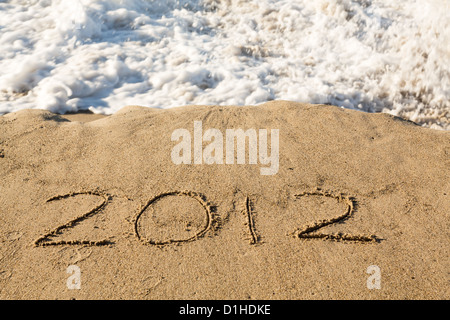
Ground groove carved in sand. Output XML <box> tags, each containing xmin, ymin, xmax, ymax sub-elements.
<box><xmin>292</xmin><ymin>189</ymin><xmax>378</xmax><ymax>243</ymax></box>
<box><xmin>134</xmin><ymin>191</ymin><xmax>213</xmax><ymax>246</ymax></box>
<box><xmin>243</xmin><ymin>196</ymin><xmax>260</xmax><ymax>245</ymax></box>
<box><xmin>34</xmin><ymin>191</ymin><xmax>113</xmax><ymax>247</ymax></box>
<box><xmin>34</xmin><ymin>188</ymin><xmax>380</xmax><ymax>248</ymax></box>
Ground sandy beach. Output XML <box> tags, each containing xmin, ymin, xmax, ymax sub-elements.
<box><xmin>0</xmin><ymin>101</ymin><xmax>448</xmax><ymax>300</ymax></box>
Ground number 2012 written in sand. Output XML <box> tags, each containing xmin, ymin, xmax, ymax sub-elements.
<box><xmin>34</xmin><ymin>189</ymin><xmax>379</xmax><ymax>247</ymax></box>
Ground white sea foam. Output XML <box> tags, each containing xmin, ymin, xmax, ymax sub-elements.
<box><xmin>0</xmin><ymin>0</ymin><xmax>448</xmax><ymax>129</ymax></box>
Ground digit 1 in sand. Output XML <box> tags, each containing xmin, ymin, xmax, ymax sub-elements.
<box><xmin>244</xmin><ymin>196</ymin><xmax>259</xmax><ymax>245</ymax></box>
